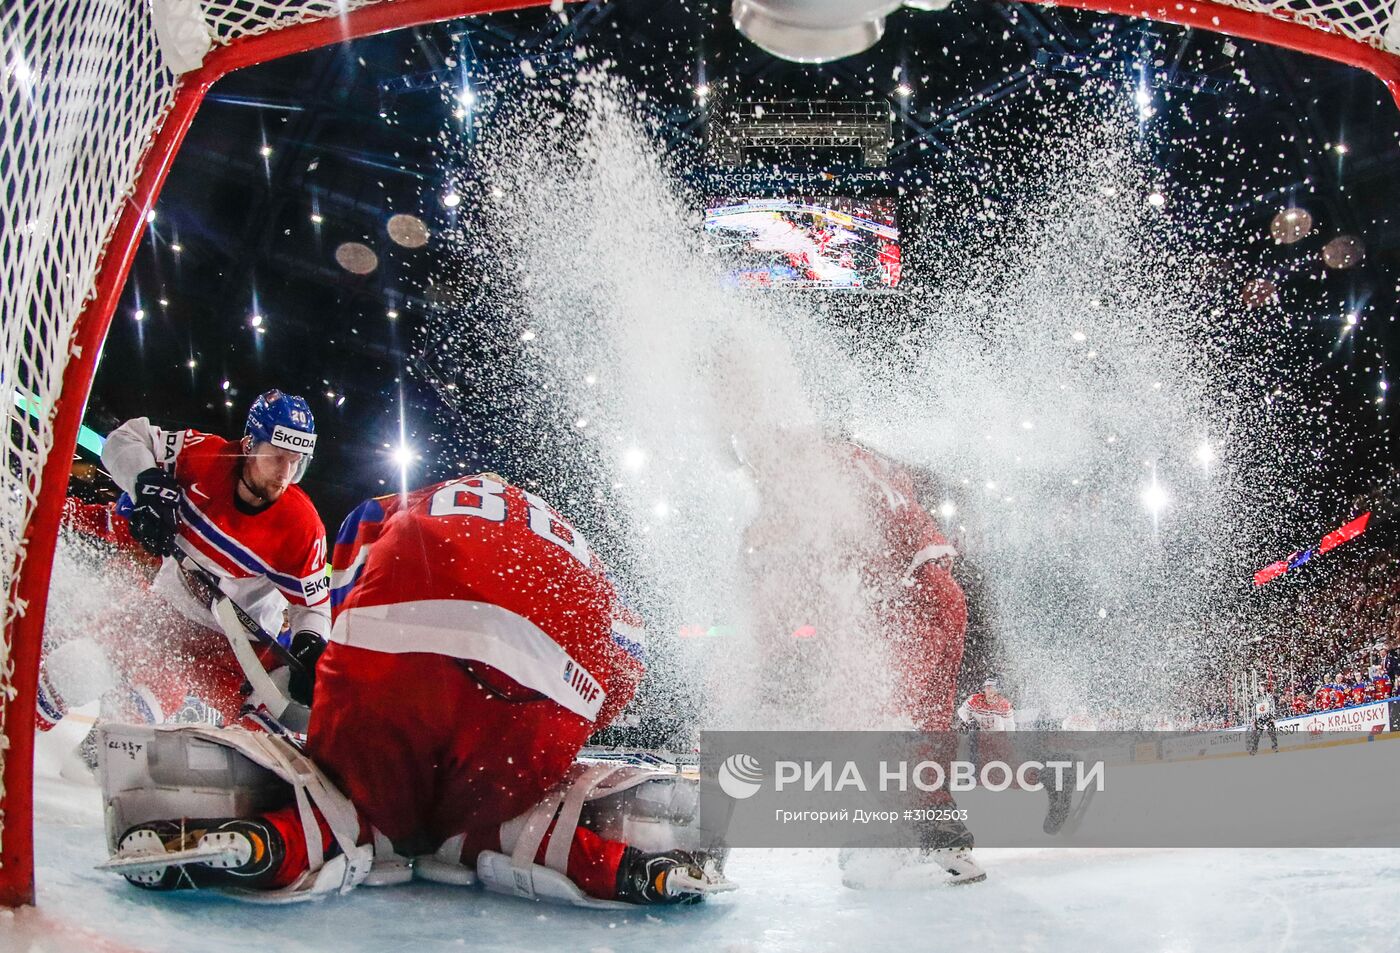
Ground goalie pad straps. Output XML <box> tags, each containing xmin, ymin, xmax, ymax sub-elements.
<box><xmin>505</xmin><ymin>762</ymin><xmax>679</xmax><ymax>887</ymax></box>
<box><xmin>544</xmin><ymin>762</ymin><xmax>627</xmax><ymax>875</ymax></box>
<box><xmin>508</xmin><ymin>762</ymin><xmax>629</xmax><ymax>878</ymax></box>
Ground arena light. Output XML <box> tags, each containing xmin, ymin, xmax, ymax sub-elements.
<box><xmin>1141</xmin><ymin>479</ymin><xmax>1169</xmax><ymax>516</ymax></box>
<box><xmin>622</xmin><ymin>446</ymin><xmax>647</xmax><ymax>471</ymax></box>
<box><xmin>732</xmin><ymin>0</ymin><xmax>900</xmax><ymax>63</ymax></box>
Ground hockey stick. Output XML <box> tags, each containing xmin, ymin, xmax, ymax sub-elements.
<box><xmin>179</xmin><ymin>563</ymin><xmax>311</xmax><ymax>733</ymax></box>
<box><xmin>210</xmin><ymin>599</ymin><xmax>311</xmax><ymax>734</ymax></box>
<box><xmin>179</xmin><ymin>564</ymin><xmax>306</xmax><ymax>675</ymax></box>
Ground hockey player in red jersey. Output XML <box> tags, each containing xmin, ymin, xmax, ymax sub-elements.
<box><xmin>34</xmin><ymin>497</ymin><xmax>157</xmax><ymax>732</ymax></box>
<box><xmin>98</xmin><ymin>389</ymin><xmax>329</xmax><ymax>726</ymax></box>
<box><xmin>107</xmin><ymin>474</ymin><xmax>727</xmax><ymax>905</ymax></box>
<box><xmin>737</xmin><ymin>425</ymin><xmax>981</xmax><ymax>883</ymax></box>
<box><xmin>60</xmin><ymin>496</ymin><xmax>157</xmax><ymax>568</ymax></box>
<box><xmin>958</xmin><ymin>678</ymin><xmax>1017</xmax><ymax>731</ymax></box>
<box><xmin>1367</xmin><ymin>665</ymin><xmax>1392</xmax><ymax>702</ymax></box>
<box><xmin>846</xmin><ymin>443</ymin><xmax>968</xmax><ymax>735</ymax></box>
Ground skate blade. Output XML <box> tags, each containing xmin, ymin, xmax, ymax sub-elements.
<box><xmin>668</xmin><ymin>869</ymin><xmax>738</xmax><ymax>897</ymax></box>
<box><xmin>941</xmin><ymin>859</ymin><xmax>987</xmax><ymax>885</ymax></box>
<box><xmin>98</xmin><ymin>843</ymin><xmax>242</xmax><ymax>876</ymax></box>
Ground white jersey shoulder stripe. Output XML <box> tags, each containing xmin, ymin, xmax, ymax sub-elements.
<box><xmin>330</xmin><ymin>599</ymin><xmax>606</xmax><ymax>722</ymax></box>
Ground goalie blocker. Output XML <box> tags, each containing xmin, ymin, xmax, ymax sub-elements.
<box><xmin>96</xmin><ymin>724</ymin><xmax>732</xmax><ymax>906</ymax></box>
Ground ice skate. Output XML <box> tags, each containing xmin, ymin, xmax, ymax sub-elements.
<box><xmin>614</xmin><ymin>848</ymin><xmax>735</xmax><ymax>905</ymax></box>
<box><xmin>840</xmin><ymin>810</ymin><xmax>986</xmax><ymax>888</ymax></box>
<box><xmin>102</xmin><ymin>818</ymin><xmax>286</xmax><ymax>891</ymax></box>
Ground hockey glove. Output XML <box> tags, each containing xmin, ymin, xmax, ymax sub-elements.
<box><xmin>286</xmin><ymin>630</ymin><xmax>326</xmax><ymax>707</ymax></box>
<box><xmin>130</xmin><ymin>466</ymin><xmax>181</xmax><ymax>557</ymax></box>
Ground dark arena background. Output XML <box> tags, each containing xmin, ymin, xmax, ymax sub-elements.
<box><xmin>6</xmin><ymin>0</ymin><xmax>1400</xmax><ymax>947</ymax></box>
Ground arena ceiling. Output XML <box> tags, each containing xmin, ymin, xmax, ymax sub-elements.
<box><xmin>86</xmin><ymin>0</ymin><xmax>1400</xmax><ymax>544</ymax></box>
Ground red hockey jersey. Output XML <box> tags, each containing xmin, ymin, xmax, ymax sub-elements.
<box><xmin>61</xmin><ymin>497</ymin><xmax>152</xmax><ymax>566</ymax></box>
<box><xmin>101</xmin><ymin>419</ymin><xmax>330</xmax><ymax>640</ymax></box>
<box><xmin>1368</xmin><ymin>676</ymin><xmax>1392</xmax><ymax>702</ymax></box>
<box><xmin>958</xmin><ymin>691</ymin><xmax>1016</xmax><ymax>731</ymax></box>
<box><xmin>847</xmin><ymin>444</ymin><xmax>959</xmax><ymax>590</ymax></box>
<box><xmin>1313</xmin><ymin>685</ymin><xmax>1342</xmax><ymax>711</ymax></box>
<box><xmin>328</xmin><ymin>475</ymin><xmax>643</xmax><ymax>726</ymax></box>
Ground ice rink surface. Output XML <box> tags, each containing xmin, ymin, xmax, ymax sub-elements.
<box><xmin>5</xmin><ymin>725</ymin><xmax>1397</xmax><ymax>953</ymax></box>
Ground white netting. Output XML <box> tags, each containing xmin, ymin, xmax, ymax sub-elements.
<box><xmin>0</xmin><ymin>0</ymin><xmax>385</xmax><ymax>865</ymax></box>
<box><xmin>1219</xmin><ymin>0</ymin><xmax>1400</xmax><ymax>51</ymax></box>
<box><xmin>0</xmin><ymin>0</ymin><xmax>1397</xmax><ymax>887</ymax></box>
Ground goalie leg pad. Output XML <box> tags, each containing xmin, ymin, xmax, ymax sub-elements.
<box><xmin>97</xmin><ymin>723</ymin><xmax>372</xmax><ymax>902</ymax></box>
<box><xmin>475</xmin><ymin>850</ymin><xmax>630</xmax><ymax>909</ymax></box>
<box><xmin>488</xmin><ymin>760</ymin><xmax>732</xmax><ymax>907</ymax></box>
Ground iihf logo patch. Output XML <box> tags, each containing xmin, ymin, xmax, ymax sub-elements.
<box><xmin>563</xmin><ymin>661</ymin><xmax>574</xmax><ymax>683</ymax></box>
<box><xmin>172</xmin><ymin>694</ymin><xmax>224</xmax><ymax>727</ymax></box>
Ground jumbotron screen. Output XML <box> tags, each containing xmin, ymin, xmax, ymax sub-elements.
<box><xmin>702</xmin><ymin>196</ymin><xmax>901</xmax><ymax>290</ymax></box>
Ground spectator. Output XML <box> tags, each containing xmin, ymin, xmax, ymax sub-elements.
<box><xmin>1367</xmin><ymin>664</ymin><xmax>1392</xmax><ymax>701</ymax></box>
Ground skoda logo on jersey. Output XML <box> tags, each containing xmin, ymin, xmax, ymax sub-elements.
<box><xmin>270</xmin><ymin>425</ymin><xmax>317</xmax><ymax>453</ymax></box>
<box><xmin>717</xmin><ymin>753</ymin><xmax>765</xmax><ymax>800</ymax></box>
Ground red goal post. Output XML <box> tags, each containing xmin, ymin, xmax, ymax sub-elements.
<box><xmin>2</xmin><ymin>0</ymin><xmax>1397</xmax><ymax>908</ymax></box>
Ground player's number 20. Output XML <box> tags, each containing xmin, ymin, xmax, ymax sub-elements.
<box><xmin>428</xmin><ymin>477</ymin><xmax>591</xmax><ymax>567</ymax></box>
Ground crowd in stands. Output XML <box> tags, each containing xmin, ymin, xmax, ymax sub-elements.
<box><xmin>1251</xmin><ymin>491</ymin><xmax>1400</xmax><ymax>717</ymax></box>
<box><xmin>1279</xmin><ymin>658</ymin><xmax>1398</xmax><ymax>715</ymax></box>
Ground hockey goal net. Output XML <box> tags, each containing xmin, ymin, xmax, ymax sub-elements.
<box><xmin>1</xmin><ymin>0</ymin><xmax>1398</xmax><ymax>908</ymax></box>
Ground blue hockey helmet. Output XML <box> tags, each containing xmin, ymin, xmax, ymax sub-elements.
<box><xmin>245</xmin><ymin>389</ymin><xmax>316</xmax><ymax>482</ymax></box>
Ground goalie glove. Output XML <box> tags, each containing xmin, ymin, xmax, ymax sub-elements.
<box><xmin>130</xmin><ymin>466</ymin><xmax>181</xmax><ymax>557</ymax></box>
<box><xmin>613</xmin><ymin>848</ymin><xmax>733</xmax><ymax>905</ymax></box>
